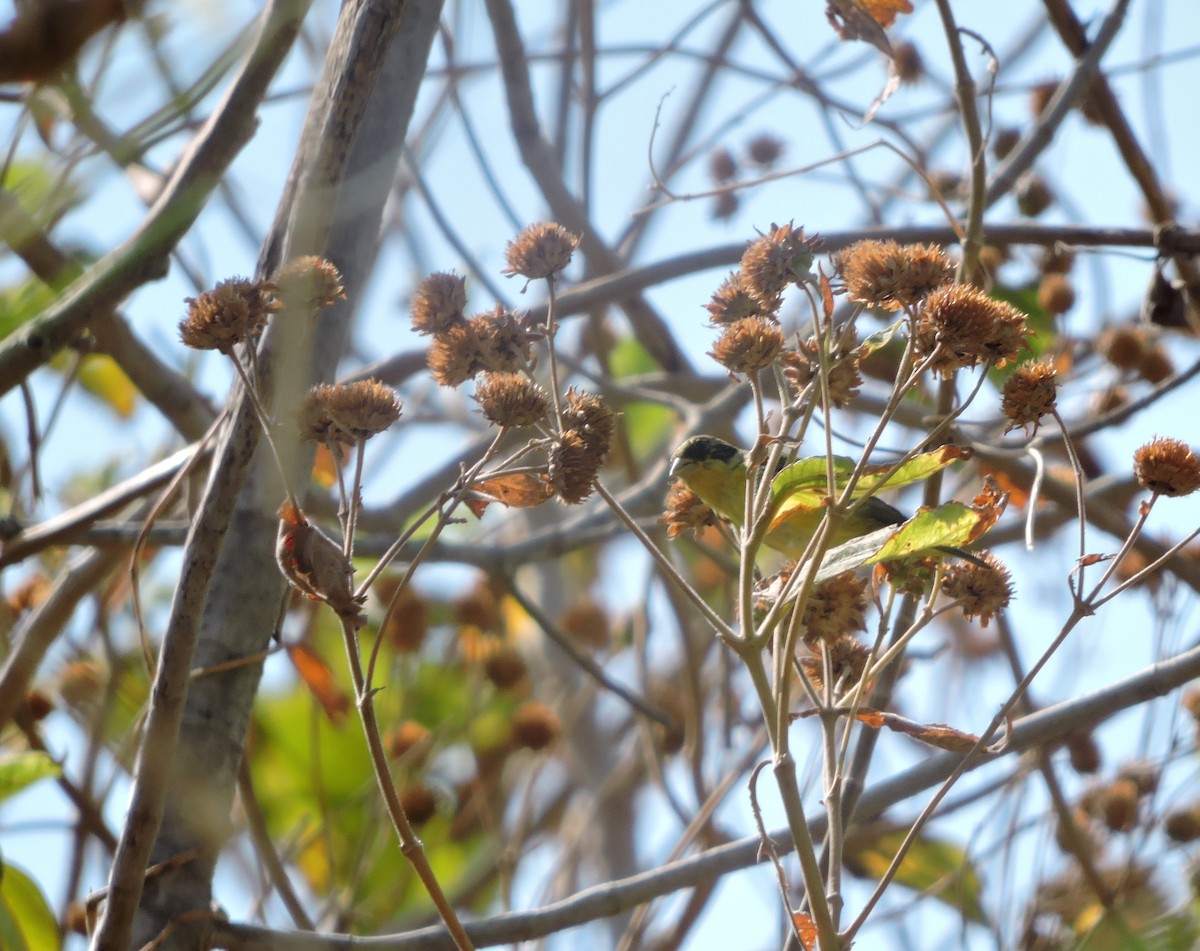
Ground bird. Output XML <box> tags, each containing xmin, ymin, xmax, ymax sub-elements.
<box><xmin>669</xmin><ymin>435</ymin><xmax>990</xmax><ymax>568</ymax></box>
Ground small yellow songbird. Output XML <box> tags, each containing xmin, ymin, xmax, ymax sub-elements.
<box><xmin>669</xmin><ymin>435</ymin><xmax>989</xmax><ymax>567</ymax></box>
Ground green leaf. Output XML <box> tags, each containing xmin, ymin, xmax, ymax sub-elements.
<box><xmin>769</xmin><ymin>446</ymin><xmax>971</xmax><ymax>524</ymax></box>
<box><xmin>0</xmin><ymin>752</ymin><xmax>60</xmax><ymax>803</ymax></box>
<box><xmin>868</xmin><ymin>502</ymin><xmax>983</xmax><ymax>564</ymax></box>
<box><xmin>0</xmin><ymin>862</ymin><xmax>60</xmax><ymax>951</ymax></box>
<box><xmin>845</xmin><ymin>824</ymin><xmax>987</xmax><ymax>924</ymax></box>
<box><xmin>859</xmin><ymin>318</ymin><xmax>906</xmax><ymax>358</ymax></box>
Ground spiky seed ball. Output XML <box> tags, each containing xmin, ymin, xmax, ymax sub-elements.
<box><xmin>503</xmin><ymin>222</ymin><xmax>580</xmax><ymax>281</ymax></box>
<box><xmin>474</xmin><ymin>372</ymin><xmax>549</xmax><ymax>428</ymax></box>
<box><xmin>1001</xmin><ymin>361</ymin><xmax>1058</xmax><ymax>435</ymax></box>
<box><xmin>802</xmin><ymin>572</ymin><xmax>869</xmax><ymax>646</ymax></box>
<box><xmin>1133</xmin><ymin>437</ymin><xmax>1200</xmax><ymax>497</ymax></box>
<box><xmin>739</xmin><ymin>222</ymin><xmax>817</xmax><ymax>309</ymax></box>
<box><xmin>511</xmin><ymin>701</ymin><xmax>561</xmax><ymax>750</ymax></box>
<box><xmin>915</xmin><ymin>284</ymin><xmax>1030</xmax><ymax>377</ymax></box>
<box><xmin>659</xmin><ymin>481</ymin><xmax>718</xmax><ymax>539</ymax></box>
<box><xmin>1065</xmin><ymin>732</ymin><xmax>1102</xmax><ymax>775</ymax></box>
<box><xmin>709</xmin><ymin>147</ymin><xmax>738</xmax><ymax>183</ymax></box>
<box><xmin>799</xmin><ymin>635</ymin><xmax>871</xmax><ymax>691</ymax></box>
<box><xmin>300</xmin><ymin>380</ymin><xmax>401</xmax><ymax>445</ymax></box>
<box><xmin>943</xmin><ymin>555</ymin><xmax>1012</xmax><ymax>627</ymax></box>
<box><xmin>562</xmin><ymin>388</ymin><xmax>615</xmax><ymax>460</ymax></box>
<box><xmin>1165</xmin><ymin>807</ymin><xmax>1200</xmax><ymax>843</ymax></box>
<box><xmin>711</xmin><ymin>191</ymin><xmax>739</xmax><ymax>220</ymax></box>
<box><xmin>1138</xmin><ymin>346</ymin><xmax>1174</xmax><ymax>384</ymax></box>
<box><xmin>484</xmin><ymin>644</ymin><xmax>528</xmax><ymax>690</ymax></box>
<box><xmin>838</xmin><ymin>240</ymin><xmax>954</xmax><ymax>312</ymax></box>
<box><xmin>1038</xmin><ymin>274</ymin><xmax>1076</xmax><ymax>316</ymax></box>
<box><xmin>471</xmin><ymin>306</ymin><xmax>532</xmax><ymax>373</ymax></box>
<box><xmin>709</xmin><ymin>316</ymin><xmax>785</xmax><ymax>374</ymax></box>
<box><xmin>380</xmin><ymin>585</ymin><xmax>428</xmax><ymax>652</ymax></box>
<box><xmin>1016</xmin><ymin>174</ymin><xmax>1054</xmax><ymax>217</ymax></box>
<box><xmin>398</xmin><ymin>783</ymin><xmax>439</xmax><ymax>826</ymax></box>
<box><xmin>428</xmin><ymin>322</ymin><xmax>483</xmax><ymax>387</ymax></box>
<box><xmin>559</xmin><ymin>597</ymin><xmax>609</xmax><ymax>649</ymax></box>
<box><xmin>782</xmin><ymin>337</ymin><xmax>863</xmax><ymax>408</ymax></box>
<box><xmin>385</xmin><ymin>720</ymin><xmax>432</xmax><ymax>763</ymax></box>
<box><xmin>745</xmin><ymin>133</ymin><xmax>785</xmax><ymax>168</ymax></box>
<box><xmin>992</xmin><ymin>127</ymin><xmax>1021</xmax><ymax>160</ymax></box>
<box><xmin>275</xmin><ymin>256</ymin><xmax>344</xmax><ymax>308</ymax></box>
<box><xmin>1100</xmin><ymin>326</ymin><xmax>1145</xmax><ymax>372</ymax></box>
<box><xmin>549</xmin><ymin>429</ymin><xmax>601</xmax><ymax>504</ymax></box>
<box><xmin>891</xmin><ymin>41</ymin><xmax>924</xmax><ymax>84</ymax></box>
<box><xmin>1029</xmin><ymin>79</ymin><xmax>1058</xmax><ymax>117</ymax></box>
<box><xmin>179</xmin><ymin>278</ymin><xmax>280</xmax><ymax>352</ymax></box>
<box><xmin>705</xmin><ymin>272</ymin><xmax>761</xmax><ymax>325</ymax></box>
<box><xmin>411</xmin><ymin>271</ymin><xmax>467</xmax><ymax>335</ymax></box>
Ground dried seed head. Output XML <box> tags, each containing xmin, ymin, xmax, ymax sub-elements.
<box><xmin>180</xmin><ymin>278</ymin><xmax>280</xmax><ymax>352</ymax></box>
<box><xmin>511</xmin><ymin>700</ymin><xmax>561</xmax><ymax>750</ymax></box>
<box><xmin>660</xmin><ymin>480</ymin><xmax>719</xmax><ymax>539</ymax></box>
<box><xmin>709</xmin><ymin>316</ymin><xmax>785</xmax><ymax>374</ymax></box>
<box><xmin>782</xmin><ymin>336</ymin><xmax>863</xmax><ymax>408</ymax></box>
<box><xmin>915</xmin><ymin>284</ymin><xmax>1029</xmax><ymax>377</ymax></box>
<box><xmin>471</xmin><ymin>306</ymin><xmax>532</xmax><ymax>373</ymax></box>
<box><xmin>380</xmin><ymin>584</ymin><xmax>427</xmax><ymax>652</ymax></box>
<box><xmin>1133</xmin><ymin>437</ymin><xmax>1200</xmax><ymax>497</ymax></box>
<box><xmin>799</xmin><ymin>635</ymin><xmax>871</xmax><ymax>691</ymax></box>
<box><xmin>1038</xmin><ymin>273</ymin><xmax>1076</xmax><ymax>315</ymax></box>
<box><xmin>1065</xmin><ymin>731</ymin><xmax>1102</xmax><ymax>775</ymax></box>
<box><xmin>1016</xmin><ymin>173</ymin><xmax>1054</xmax><ymax>217</ymax></box>
<box><xmin>711</xmin><ymin>190</ymin><xmax>739</xmax><ymax>220</ymax></box>
<box><xmin>1100</xmin><ymin>325</ymin><xmax>1145</xmax><ymax>372</ymax></box>
<box><xmin>1164</xmin><ymin>807</ymin><xmax>1200</xmax><ymax>843</ymax></box>
<box><xmin>398</xmin><ymin>783</ymin><xmax>439</xmax><ymax>826</ymax></box>
<box><xmin>705</xmin><ymin>272</ymin><xmax>762</xmax><ymax>325</ymax></box>
<box><xmin>549</xmin><ymin>429</ymin><xmax>601</xmax><ymax>504</ymax></box>
<box><xmin>1039</xmin><ymin>247</ymin><xmax>1076</xmax><ymax>275</ymax></box>
<box><xmin>428</xmin><ymin>322</ymin><xmax>483</xmax><ymax>387</ymax></box>
<box><xmin>709</xmin><ymin>147</ymin><xmax>738</xmax><ymax>183</ymax></box>
<box><xmin>1138</xmin><ymin>345</ymin><xmax>1174</xmax><ymax>384</ymax></box>
<box><xmin>275</xmin><ymin>256</ymin><xmax>344</xmax><ymax>309</ymax></box>
<box><xmin>300</xmin><ymin>380</ymin><xmax>402</xmax><ymax>445</ymax></box>
<box><xmin>1001</xmin><ymin>360</ymin><xmax>1058</xmax><ymax>435</ymax></box>
<box><xmin>484</xmin><ymin>644</ymin><xmax>528</xmax><ymax>689</ymax></box>
<box><xmin>1029</xmin><ymin>79</ymin><xmax>1058</xmax><ymax>117</ymax></box>
<box><xmin>992</xmin><ymin>127</ymin><xmax>1021</xmax><ymax>160</ymax></box>
<box><xmin>892</xmin><ymin>41</ymin><xmax>924</xmax><ymax>84</ymax></box>
<box><xmin>474</xmin><ymin>372</ymin><xmax>550</xmax><ymax>427</ymax></box>
<box><xmin>562</xmin><ymin>388</ymin><xmax>615</xmax><ymax>461</ymax></box>
<box><xmin>411</xmin><ymin>271</ymin><xmax>468</xmax><ymax>335</ymax></box>
<box><xmin>838</xmin><ymin>240</ymin><xmax>954</xmax><ymax>312</ymax></box>
<box><xmin>943</xmin><ymin>554</ymin><xmax>1012</xmax><ymax>627</ymax></box>
<box><xmin>739</xmin><ymin>222</ymin><xmax>817</xmax><ymax>308</ymax></box>
<box><xmin>503</xmin><ymin>222</ymin><xmax>580</xmax><ymax>281</ymax></box>
<box><xmin>745</xmin><ymin>133</ymin><xmax>785</xmax><ymax>168</ymax></box>
<box><xmin>559</xmin><ymin>597</ymin><xmax>609</xmax><ymax>649</ymax></box>
<box><xmin>802</xmin><ymin>572</ymin><xmax>869</xmax><ymax>646</ymax></box>
<box><xmin>385</xmin><ymin>719</ymin><xmax>432</xmax><ymax>763</ymax></box>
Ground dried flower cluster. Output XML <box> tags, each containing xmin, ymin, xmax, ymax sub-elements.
<box><xmin>709</xmin><ymin>316</ymin><xmax>785</xmax><ymax>374</ymax></box>
<box><xmin>425</xmin><ymin>305</ymin><xmax>534</xmax><ymax>387</ymax></box>
<box><xmin>474</xmin><ymin>372</ymin><xmax>549</xmax><ymax>428</ymax></box>
<box><xmin>739</xmin><ymin>221</ymin><xmax>818</xmax><ymax>311</ymax></box>
<box><xmin>179</xmin><ymin>277</ymin><xmax>281</xmax><ymax>353</ymax></box>
<box><xmin>799</xmin><ymin>634</ymin><xmax>871</xmax><ymax>691</ymax></box>
<box><xmin>838</xmin><ymin>240</ymin><xmax>954</xmax><ymax>312</ymax></box>
<box><xmin>659</xmin><ymin>482</ymin><xmax>718</xmax><ymax>539</ymax></box>
<box><xmin>300</xmin><ymin>380</ymin><xmax>401</xmax><ymax>445</ymax></box>
<box><xmin>503</xmin><ymin>222</ymin><xmax>580</xmax><ymax>283</ymax></box>
<box><xmin>942</xmin><ymin>555</ymin><xmax>1012</xmax><ymax>627</ymax></box>
<box><xmin>275</xmin><ymin>256</ymin><xmax>345</xmax><ymax>309</ymax></box>
<box><xmin>782</xmin><ymin>333</ymin><xmax>863</xmax><ymax>408</ymax></box>
<box><xmin>411</xmin><ymin>271</ymin><xmax>468</xmax><ymax>336</ymax></box>
<box><xmin>549</xmin><ymin>388</ymin><xmax>615</xmax><ymax>504</ymax></box>
<box><xmin>800</xmin><ymin>571</ymin><xmax>870</xmax><ymax>645</ymax></box>
<box><xmin>1133</xmin><ymin>437</ymin><xmax>1200</xmax><ymax>497</ymax></box>
<box><xmin>1001</xmin><ymin>360</ymin><xmax>1058</xmax><ymax>434</ymax></box>
<box><xmin>914</xmin><ymin>283</ymin><xmax>1030</xmax><ymax>378</ymax></box>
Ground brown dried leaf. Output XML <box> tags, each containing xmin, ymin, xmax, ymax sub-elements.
<box><xmin>287</xmin><ymin>643</ymin><xmax>350</xmax><ymax>725</ymax></box>
<box><xmin>466</xmin><ymin>472</ymin><xmax>554</xmax><ymax>518</ymax></box>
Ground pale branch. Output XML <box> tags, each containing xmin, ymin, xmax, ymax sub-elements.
<box><xmin>207</xmin><ymin>638</ymin><xmax>1200</xmax><ymax>950</ymax></box>
<box><xmin>0</xmin><ymin>0</ymin><xmax>311</xmax><ymax>399</ymax></box>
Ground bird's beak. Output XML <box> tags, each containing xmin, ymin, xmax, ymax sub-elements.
<box><xmin>668</xmin><ymin>454</ymin><xmax>683</xmax><ymax>478</ymax></box>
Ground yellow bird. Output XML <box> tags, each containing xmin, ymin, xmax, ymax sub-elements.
<box><xmin>669</xmin><ymin>435</ymin><xmax>989</xmax><ymax>567</ymax></box>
